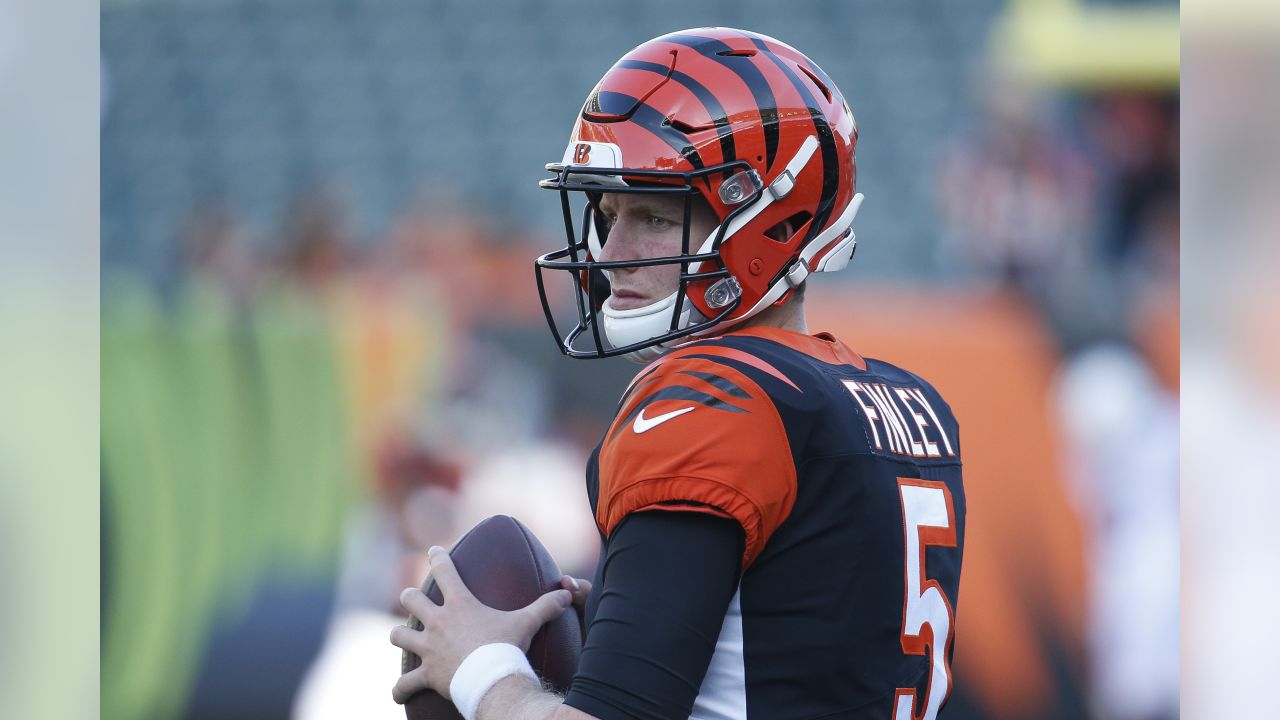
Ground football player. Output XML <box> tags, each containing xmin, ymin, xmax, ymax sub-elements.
<box><xmin>391</xmin><ymin>28</ymin><xmax>966</xmax><ymax>720</ymax></box>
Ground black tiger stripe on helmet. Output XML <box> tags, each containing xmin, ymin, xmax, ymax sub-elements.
<box><xmin>616</xmin><ymin>59</ymin><xmax>738</xmax><ymax>170</ymax></box>
<box><xmin>737</xmin><ymin>30</ymin><xmax>842</xmax><ymax>246</ymax></box>
<box><xmin>661</xmin><ymin>33</ymin><xmax>781</xmax><ymax>172</ymax></box>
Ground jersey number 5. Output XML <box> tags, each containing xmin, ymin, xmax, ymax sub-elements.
<box><xmin>893</xmin><ymin>478</ymin><xmax>958</xmax><ymax>720</ymax></box>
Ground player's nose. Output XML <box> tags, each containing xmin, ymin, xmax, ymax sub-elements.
<box><xmin>597</xmin><ymin>221</ymin><xmax>639</xmax><ymax>265</ymax></box>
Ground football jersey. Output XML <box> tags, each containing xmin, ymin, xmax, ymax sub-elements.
<box><xmin>583</xmin><ymin>326</ymin><xmax>966</xmax><ymax>720</ymax></box>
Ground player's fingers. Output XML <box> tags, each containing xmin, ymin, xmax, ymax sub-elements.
<box><xmin>399</xmin><ymin>586</ymin><xmax>438</xmax><ymax>618</ymax></box>
<box><xmin>426</xmin><ymin>546</ymin><xmax>472</xmax><ymax>603</ymax></box>
<box><xmin>518</xmin><ymin>588</ymin><xmax>573</xmax><ymax>632</ymax></box>
<box><xmin>392</xmin><ymin>669</ymin><xmax>430</xmax><ymax>705</ymax></box>
<box><xmin>389</xmin><ymin>623</ymin><xmax>422</xmax><ymax>652</ymax></box>
<box><xmin>560</xmin><ymin>575</ymin><xmax>592</xmax><ymax>606</ymax></box>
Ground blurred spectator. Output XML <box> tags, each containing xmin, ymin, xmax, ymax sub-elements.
<box><xmin>1055</xmin><ymin>344</ymin><xmax>1179</xmax><ymax>720</ymax></box>
<box><xmin>455</xmin><ymin>437</ymin><xmax>599</xmax><ymax>579</ymax></box>
<box><xmin>293</xmin><ymin>330</ymin><xmax>597</xmax><ymax>720</ymax></box>
<box><xmin>938</xmin><ymin>78</ymin><xmax>1096</xmax><ymax>296</ymax></box>
<box><xmin>180</xmin><ymin>201</ymin><xmax>259</xmax><ymax>306</ymax></box>
<box><xmin>940</xmin><ymin>81</ymin><xmax>1179</xmax><ymax>359</ymax></box>
<box><xmin>1085</xmin><ymin>95</ymin><xmax>1180</xmax><ymax>371</ymax></box>
<box><xmin>337</xmin><ymin>203</ymin><xmax>456</xmax><ymax>489</ymax></box>
<box><xmin>276</xmin><ymin>189</ymin><xmax>356</xmax><ymax>294</ymax></box>
<box><xmin>1083</xmin><ymin>95</ymin><xmax>1179</xmax><ymax>267</ymax></box>
<box><xmin>293</xmin><ymin>439</ymin><xmax>462</xmax><ymax>720</ymax></box>
<box><xmin>421</xmin><ymin>335</ymin><xmax>600</xmax><ymax>576</ymax></box>
<box><xmin>289</xmin><ymin>200</ymin><xmax>602</xmax><ymax>718</ymax></box>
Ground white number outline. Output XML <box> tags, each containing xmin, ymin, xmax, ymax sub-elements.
<box><xmin>893</xmin><ymin>478</ymin><xmax>958</xmax><ymax>720</ymax></box>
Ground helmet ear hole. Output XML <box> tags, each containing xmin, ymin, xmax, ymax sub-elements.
<box><xmin>764</xmin><ymin>211</ymin><xmax>813</xmax><ymax>243</ymax></box>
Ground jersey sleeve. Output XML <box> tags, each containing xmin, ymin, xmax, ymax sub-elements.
<box><xmin>564</xmin><ymin>510</ymin><xmax>744</xmax><ymax>720</ymax></box>
<box><xmin>597</xmin><ymin>346</ymin><xmax>798</xmax><ymax>569</ymax></box>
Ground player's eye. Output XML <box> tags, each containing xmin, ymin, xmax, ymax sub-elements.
<box><xmin>648</xmin><ymin>215</ymin><xmax>672</xmax><ymax>229</ymax></box>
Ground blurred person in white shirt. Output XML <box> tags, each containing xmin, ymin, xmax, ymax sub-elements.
<box><xmin>1056</xmin><ymin>344</ymin><xmax>1179</xmax><ymax>720</ymax></box>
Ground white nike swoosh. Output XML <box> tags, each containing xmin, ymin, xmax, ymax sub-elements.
<box><xmin>633</xmin><ymin>406</ymin><xmax>696</xmax><ymax>434</ymax></box>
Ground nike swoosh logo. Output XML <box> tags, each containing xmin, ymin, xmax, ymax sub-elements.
<box><xmin>633</xmin><ymin>406</ymin><xmax>696</xmax><ymax>434</ymax></box>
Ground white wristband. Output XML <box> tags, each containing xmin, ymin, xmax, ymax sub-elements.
<box><xmin>448</xmin><ymin>643</ymin><xmax>538</xmax><ymax>720</ymax></box>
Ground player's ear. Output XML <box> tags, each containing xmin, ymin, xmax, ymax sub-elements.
<box><xmin>763</xmin><ymin>211</ymin><xmax>811</xmax><ymax>243</ymax></box>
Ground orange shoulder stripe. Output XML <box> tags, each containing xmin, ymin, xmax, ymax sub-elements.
<box><xmin>676</xmin><ymin>345</ymin><xmax>803</xmax><ymax>392</ymax></box>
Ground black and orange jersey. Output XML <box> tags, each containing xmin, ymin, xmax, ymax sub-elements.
<box><xmin>567</xmin><ymin>326</ymin><xmax>966</xmax><ymax>720</ymax></box>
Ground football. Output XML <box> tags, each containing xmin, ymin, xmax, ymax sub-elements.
<box><xmin>401</xmin><ymin>515</ymin><xmax>582</xmax><ymax>720</ymax></box>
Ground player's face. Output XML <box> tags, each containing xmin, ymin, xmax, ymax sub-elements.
<box><xmin>595</xmin><ymin>192</ymin><xmax>719</xmax><ymax>311</ymax></box>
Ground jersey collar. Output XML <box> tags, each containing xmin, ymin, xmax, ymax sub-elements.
<box><xmin>723</xmin><ymin>325</ymin><xmax>867</xmax><ymax>370</ymax></box>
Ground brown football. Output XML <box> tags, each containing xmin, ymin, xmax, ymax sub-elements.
<box><xmin>401</xmin><ymin>515</ymin><xmax>582</xmax><ymax>720</ymax></box>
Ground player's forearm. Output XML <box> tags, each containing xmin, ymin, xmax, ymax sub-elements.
<box><xmin>476</xmin><ymin>674</ymin><xmax>588</xmax><ymax>720</ymax></box>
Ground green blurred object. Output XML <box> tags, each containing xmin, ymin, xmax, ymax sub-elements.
<box><xmin>102</xmin><ymin>277</ymin><xmax>361</xmax><ymax>720</ymax></box>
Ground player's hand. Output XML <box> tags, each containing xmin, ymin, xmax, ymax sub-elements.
<box><xmin>559</xmin><ymin>574</ymin><xmax>593</xmax><ymax>643</ymax></box>
<box><xmin>389</xmin><ymin>546</ymin><xmax>572</xmax><ymax>705</ymax></box>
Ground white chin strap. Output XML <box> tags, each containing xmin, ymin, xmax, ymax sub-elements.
<box><xmin>601</xmin><ymin>292</ymin><xmax>696</xmax><ymax>363</ymax></box>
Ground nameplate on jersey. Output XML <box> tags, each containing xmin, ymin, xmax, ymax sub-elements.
<box><xmin>841</xmin><ymin>380</ymin><xmax>956</xmax><ymax>459</ymax></box>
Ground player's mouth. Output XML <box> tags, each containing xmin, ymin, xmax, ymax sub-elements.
<box><xmin>608</xmin><ymin>288</ymin><xmax>654</xmax><ymax>311</ymax></box>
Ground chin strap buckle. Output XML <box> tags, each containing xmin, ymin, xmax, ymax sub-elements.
<box><xmin>768</xmin><ymin>169</ymin><xmax>796</xmax><ymax>200</ymax></box>
<box><xmin>784</xmin><ymin>258</ymin><xmax>809</xmax><ymax>288</ymax></box>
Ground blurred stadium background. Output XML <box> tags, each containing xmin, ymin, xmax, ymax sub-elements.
<box><xmin>100</xmin><ymin>1</ymin><xmax>1178</xmax><ymax>718</ymax></box>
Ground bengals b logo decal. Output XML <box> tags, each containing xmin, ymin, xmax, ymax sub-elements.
<box><xmin>562</xmin><ymin>140</ymin><xmax>619</xmax><ymax>169</ymax></box>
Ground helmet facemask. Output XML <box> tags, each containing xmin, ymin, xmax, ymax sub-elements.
<box><xmin>535</xmin><ymin>161</ymin><xmax>760</xmax><ymax>361</ymax></box>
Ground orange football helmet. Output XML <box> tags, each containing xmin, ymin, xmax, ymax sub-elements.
<box><xmin>536</xmin><ymin>27</ymin><xmax>863</xmax><ymax>360</ymax></box>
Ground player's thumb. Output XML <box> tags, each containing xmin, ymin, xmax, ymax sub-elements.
<box><xmin>520</xmin><ymin>589</ymin><xmax>573</xmax><ymax>629</ymax></box>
